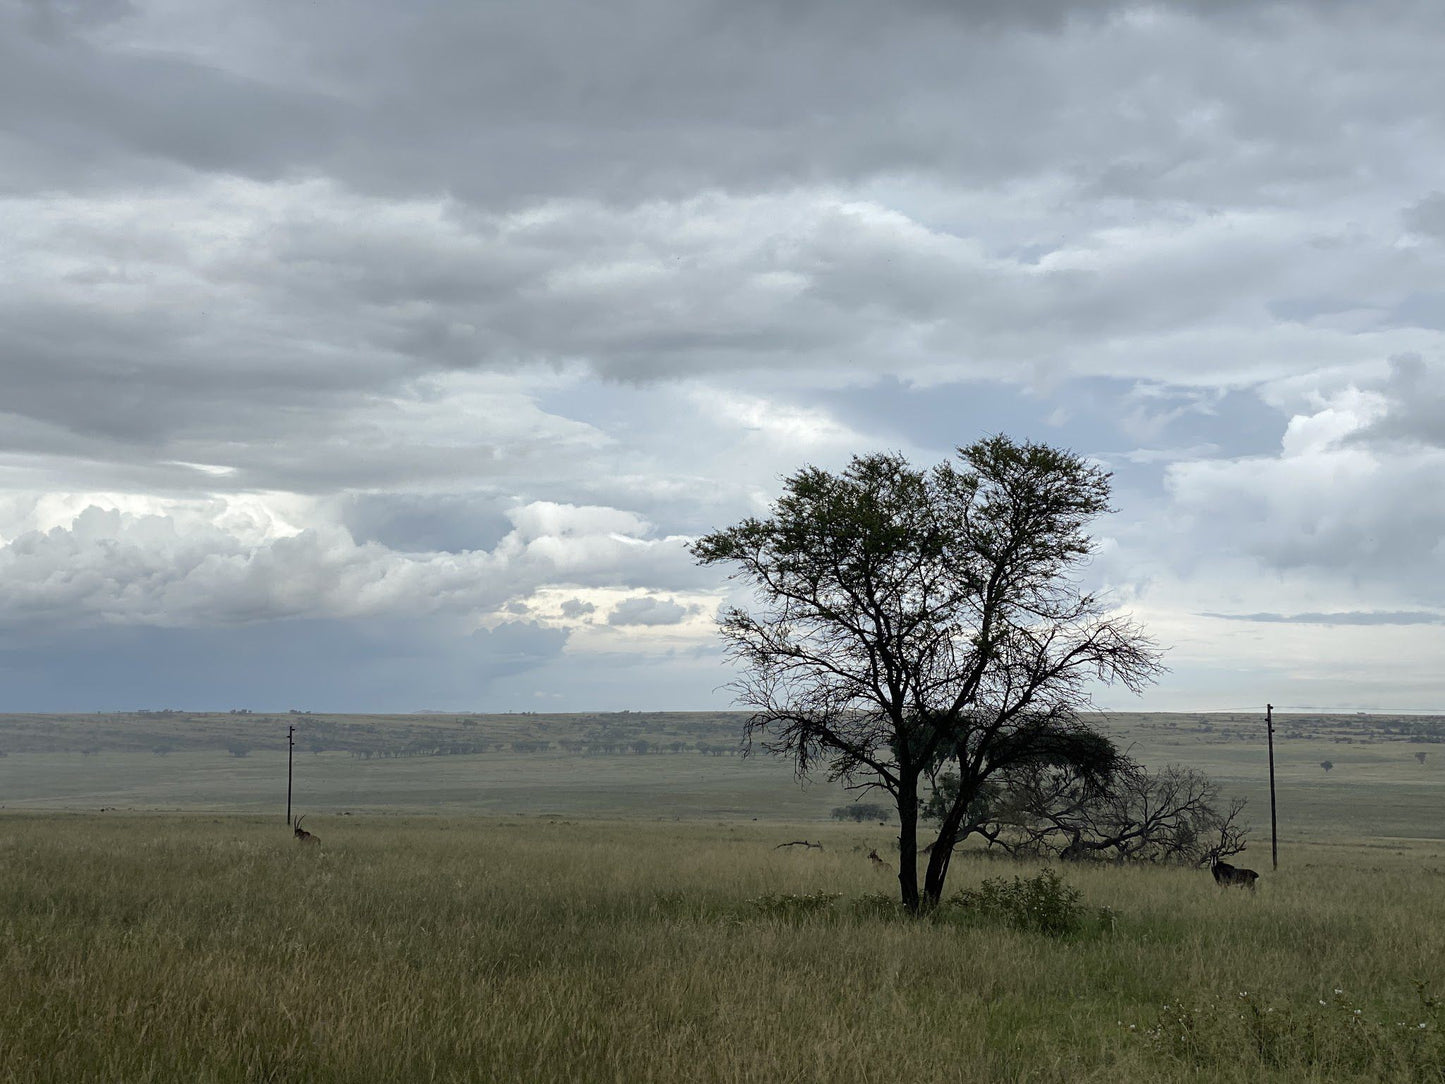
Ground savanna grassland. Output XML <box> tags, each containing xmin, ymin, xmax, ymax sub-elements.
<box><xmin>2</xmin><ymin>711</ymin><xmax>1445</xmax><ymax>1082</ymax></box>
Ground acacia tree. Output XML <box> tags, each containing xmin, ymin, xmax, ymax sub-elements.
<box><xmin>692</xmin><ymin>436</ymin><xmax>1164</xmax><ymax>913</ymax></box>
<box><xmin>931</xmin><ymin>760</ymin><xmax>1249</xmax><ymax>865</ymax></box>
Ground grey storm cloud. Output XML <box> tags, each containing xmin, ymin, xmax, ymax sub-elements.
<box><xmin>0</xmin><ymin>616</ymin><xmax>568</xmax><ymax>713</ymax></box>
<box><xmin>5</xmin><ymin>0</ymin><xmax>1445</xmax><ymax>710</ymax></box>
<box><xmin>1162</xmin><ymin>448</ymin><xmax>1445</xmax><ymax>589</ymax></box>
<box><xmin>1404</xmin><ymin>193</ymin><xmax>1445</xmax><ymax>239</ymax></box>
<box><xmin>5</xmin><ymin>0</ymin><xmax>1443</xmax><ymax>207</ymax></box>
<box><xmin>4</xmin><ymin>0</ymin><xmax>1444</xmax><ymax>446</ymax></box>
<box><xmin>608</xmin><ymin>596</ymin><xmax>689</xmax><ymax>627</ymax></box>
<box><xmin>1347</xmin><ymin>355</ymin><xmax>1445</xmax><ymax>449</ymax></box>
<box><xmin>0</xmin><ymin>19</ymin><xmax>339</xmax><ymax>191</ymax></box>
<box><xmin>0</xmin><ymin>500</ymin><xmax>705</xmax><ymax>633</ymax></box>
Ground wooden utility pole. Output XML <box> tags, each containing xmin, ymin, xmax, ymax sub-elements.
<box><xmin>1266</xmin><ymin>703</ymin><xmax>1278</xmax><ymax>871</ymax></box>
<box><xmin>287</xmin><ymin>724</ymin><xmax>295</xmax><ymax>827</ymax></box>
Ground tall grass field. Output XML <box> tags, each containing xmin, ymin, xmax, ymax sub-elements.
<box><xmin>3</xmin><ymin>711</ymin><xmax>1443</xmax><ymax>1080</ymax></box>
<box><xmin>3</xmin><ymin>814</ymin><xmax>1444</xmax><ymax>1082</ymax></box>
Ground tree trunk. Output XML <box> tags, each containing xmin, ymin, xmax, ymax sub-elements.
<box><xmin>896</xmin><ymin>781</ymin><xmax>921</xmax><ymax>914</ymax></box>
<box><xmin>921</xmin><ymin>780</ymin><xmax>974</xmax><ymax>911</ymax></box>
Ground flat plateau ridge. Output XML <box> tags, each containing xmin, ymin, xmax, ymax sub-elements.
<box><xmin>2</xmin><ymin>708</ymin><xmax>1441</xmax><ymax>756</ymax></box>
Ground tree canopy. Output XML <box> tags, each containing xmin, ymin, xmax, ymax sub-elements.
<box><xmin>692</xmin><ymin>435</ymin><xmax>1164</xmax><ymax>912</ymax></box>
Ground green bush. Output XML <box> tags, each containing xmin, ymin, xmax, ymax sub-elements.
<box><xmin>949</xmin><ymin>867</ymin><xmax>1084</xmax><ymax>935</ymax></box>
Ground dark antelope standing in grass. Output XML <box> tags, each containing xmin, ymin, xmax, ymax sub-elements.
<box><xmin>293</xmin><ymin>816</ymin><xmax>319</xmax><ymax>845</ymax></box>
<box><xmin>1211</xmin><ymin>856</ymin><xmax>1258</xmax><ymax>891</ymax></box>
<box><xmin>868</xmin><ymin>849</ymin><xmax>888</xmax><ymax>870</ymax></box>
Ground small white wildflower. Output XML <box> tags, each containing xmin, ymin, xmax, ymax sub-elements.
<box><xmin>1129</xmin><ymin>1024</ymin><xmax>1136</xmax><ymax>1030</ymax></box>
<box><xmin>1354</xmin><ymin>1009</ymin><xmax>1362</xmax><ymax>1015</ymax></box>
<box><xmin>1320</xmin><ymin>1000</ymin><xmax>1327</xmax><ymax>1006</ymax></box>
<box><xmin>1335</xmin><ymin>988</ymin><xmax>1344</xmax><ymax>995</ymax></box>
<box><xmin>1421</xmin><ymin>1023</ymin><xmax>1429</xmax><ymax>1029</ymax></box>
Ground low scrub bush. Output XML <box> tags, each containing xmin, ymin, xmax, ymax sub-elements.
<box><xmin>948</xmin><ymin>867</ymin><xmax>1084</xmax><ymax>935</ymax></box>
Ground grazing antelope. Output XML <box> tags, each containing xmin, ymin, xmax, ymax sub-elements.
<box><xmin>293</xmin><ymin>816</ymin><xmax>319</xmax><ymax>845</ymax></box>
<box><xmin>868</xmin><ymin>848</ymin><xmax>888</xmax><ymax>870</ymax></box>
<box><xmin>1211</xmin><ymin>856</ymin><xmax>1258</xmax><ymax>891</ymax></box>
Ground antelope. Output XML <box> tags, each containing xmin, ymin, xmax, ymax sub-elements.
<box><xmin>293</xmin><ymin>816</ymin><xmax>319</xmax><ymax>845</ymax></box>
<box><xmin>1211</xmin><ymin>856</ymin><xmax>1257</xmax><ymax>891</ymax></box>
<box><xmin>868</xmin><ymin>848</ymin><xmax>888</xmax><ymax>870</ymax></box>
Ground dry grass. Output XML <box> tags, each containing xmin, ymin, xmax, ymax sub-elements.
<box><xmin>3</xmin><ymin>814</ymin><xmax>1444</xmax><ymax>1082</ymax></box>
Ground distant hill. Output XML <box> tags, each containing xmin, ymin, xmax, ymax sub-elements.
<box><xmin>0</xmin><ymin>710</ymin><xmax>753</xmax><ymax>759</ymax></box>
<box><xmin>1</xmin><ymin>709</ymin><xmax>1442</xmax><ymax>759</ymax></box>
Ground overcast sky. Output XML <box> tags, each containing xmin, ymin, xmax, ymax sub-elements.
<box><xmin>3</xmin><ymin>0</ymin><xmax>1443</xmax><ymax>713</ymax></box>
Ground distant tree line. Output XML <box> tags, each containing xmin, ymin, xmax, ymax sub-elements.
<box><xmin>337</xmin><ymin>738</ymin><xmax>740</xmax><ymax>760</ymax></box>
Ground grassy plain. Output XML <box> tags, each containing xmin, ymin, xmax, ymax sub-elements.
<box><xmin>3</xmin><ymin>815</ymin><xmax>1445</xmax><ymax>1083</ymax></box>
<box><xmin>2</xmin><ymin>709</ymin><xmax>1443</xmax><ymax>835</ymax></box>
<box><xmin>2</xmin><ymin>712</ymin><xmax>1444</xmax><ymax>1081</ymax></box>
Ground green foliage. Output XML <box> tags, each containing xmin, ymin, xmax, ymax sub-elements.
<box><xmin>949</xmin><ymin>867</ymin><xmax>1085</xmax><ymax>936</ymax></box>
<box><xmin>922</xmin><ymin>772</ymin><xmax>1001</xmax><ymax>825</ymax></box>
<box><xmin>693</xmin><ymin>436</ymin><xmax>1164</xmax><ymax>911</ymax></box>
